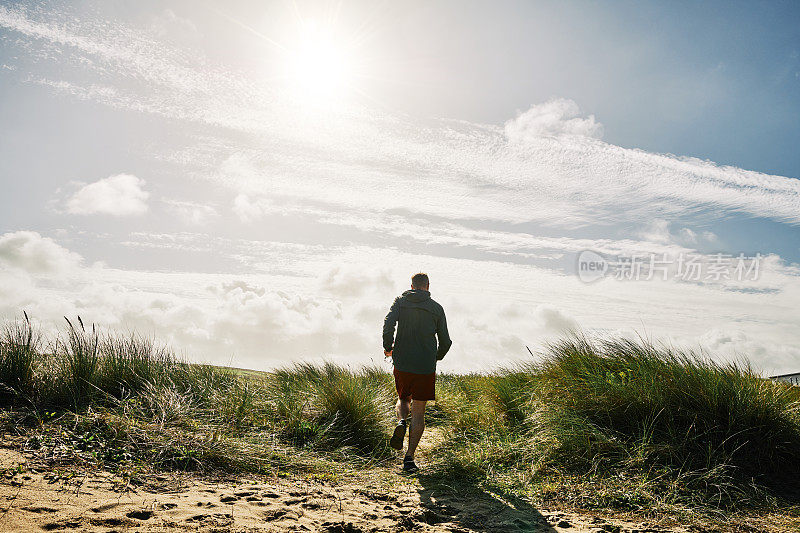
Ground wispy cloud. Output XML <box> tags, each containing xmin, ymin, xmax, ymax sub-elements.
<box><xmin>3</xmin><ymin>4</ymin><xmax>800</xmax><ymax>229</ymax></box>
<box><xmin>164</xmin><ymin>200</ymin><xmax>218</xmax><ymax>225</ymax></box>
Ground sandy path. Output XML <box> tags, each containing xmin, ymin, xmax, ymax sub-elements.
<box><xmin>0</xmin><ymin>444</ymin><xmax>685</xmax><ymax>533</ymax></box>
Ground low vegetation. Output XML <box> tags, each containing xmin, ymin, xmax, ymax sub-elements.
<box><xmin>1</xmin><ymin>313</ymin><xmax>799</xmax><ymax>523</ymax></box>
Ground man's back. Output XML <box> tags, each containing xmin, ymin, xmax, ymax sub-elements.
<box><xmin>383</xmin><ymin>289</ymin><xmax>452</xmax><ymax>374</ymax></box>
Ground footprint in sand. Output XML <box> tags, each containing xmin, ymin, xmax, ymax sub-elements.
<box><xmin>88</xmin><ymin>516</ymin><xmax>135</xmax><ymax>528</ymax></box>
<box><xmin>301</xmin><ymin>500</ymin><xmax>324</xmax><ymax>510</ymax></box>
<box><xmin>263</xmin><ymin>508</ymin><xmax>302</xmax><ymax>521</ymax></box>
<box><xmin>89</xmin><ymin>502</ymin><xmax>121</xmax><ymax>513</ymax></box>
<box><xmin>196</xmin><ymin>500</ymin><xmax>217</xmax><ymax>507</ymax></box>
<box><xmin>185</xmin><ymin>512</ymin><xmax>233</xmax><ymax>526</ymax></box>
<box><xmin>42</xmin><ymin>519</ymin><xmax>82</xmax><ymax>530</ymax></box>
<box><xmin>416</xmin><ymin>509</ymin><xmax>445</xmax><ymax>525</ymax></box>
<box><xmin>126</xmin><ymin>509</ymin><xmax>154</xmax><ymax>520</ymax></box>
<box><xmin>320</xmin><ymin>520</ymin><xmax>366</xmax><ymax>533</ymax></box>
<box><xmin>21</xmin><ymin>505</ymin><xmax>57</xmax><ymax>513</ymax></box>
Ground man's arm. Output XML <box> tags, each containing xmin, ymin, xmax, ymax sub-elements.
<box><xmin>436</xmin><ymin>309</ymin><xmax>452</xmax><ymax>360</ymax></box>
<box><xmin>382</xmin><ymin>299</ymin><xmax>400</xmax><ymax>353</ymax></box>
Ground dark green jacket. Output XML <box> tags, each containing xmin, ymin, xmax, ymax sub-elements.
<box><xmin>383</xmin><ymin>289</ymin><xmax>452</xmax><ymax>374</ymax></box>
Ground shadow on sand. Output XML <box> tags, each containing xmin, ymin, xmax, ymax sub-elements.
<box><xmin>413</xmin><ymin>470</ymin><xmax>558</xmax><ymax>533</ymax></box>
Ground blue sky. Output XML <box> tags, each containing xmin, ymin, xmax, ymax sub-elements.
<box><xmin>364</xmin><ymin>0</ymin><xmax>800</xmax><ymax>179</ymax></box>
<box><xmin>1</xmin><ymin>1</ymin><xmax>799</xmax><ymax>374</ymax></box>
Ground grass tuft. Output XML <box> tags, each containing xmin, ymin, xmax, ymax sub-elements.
<box><xmin>0</xmin><ymin>312</ymin><xmax>40</xmax><ymax>402</ymax></box>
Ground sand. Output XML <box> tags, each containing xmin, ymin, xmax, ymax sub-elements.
<box><xmin>0</xmin><ymin>444</ymin><xmax>693</xmax><ymax>533</ymax></box>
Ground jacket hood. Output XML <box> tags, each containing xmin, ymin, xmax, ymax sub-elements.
<box><xmin>402</xmin><ymin>289</ymin><xmax>431</xmax><ymax>303</ymax></box>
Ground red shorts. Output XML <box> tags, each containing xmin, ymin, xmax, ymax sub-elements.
<box><xmin>393</xmin><ymin>368</ymin><xmax>436</xmax><ymax>401</ymax></box>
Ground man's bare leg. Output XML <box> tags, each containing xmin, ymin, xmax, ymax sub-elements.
<box><xmin>406</xmin><ymin>400</ymin><xmax>427</xmax><ymax>460</ymax></box>
<box><xmin>396</xmin><ymin>398</ymin><xmax>410</xmax><ymax>422</ymax></box>
<box><xmin>390</xmin><ymin>398</ymin><xmax>411</xmax><ymax>450</ymax></box>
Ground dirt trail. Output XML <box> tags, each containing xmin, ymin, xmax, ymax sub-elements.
<box><xmin>0</xmin><ymin>444</ymin><xmax>686</xmax><ymax>533</ymax></box>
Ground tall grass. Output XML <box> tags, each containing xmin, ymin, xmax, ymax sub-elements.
<box><xmin>0</xmin><ymin>312</ymin><xmax>40</xmax><ymax>401</ymax></box>
<box><xmin>532</xmin><ymin>337</ymin><xmax>800</xmax><ymax>489</ymax></box>
<box><xmin>57</xmin><ymin>317</ymin><xmax>101</xmax><ymax>406</ymax></box>
<box><xmin>0</xmin><ymin>315</ymin><xmax>394</xmax><ymax>466</ymax></box>
<box><xmin>314</xmin><ymin>364</ymin><xmax>392</xmax><ymax>454</ymax></box>
<box><xmin>2</xmin><ymin>313</ymin><xmax>799</xmax><ymax>515</ymax></box>
<box><xmin>435</xmin><ymin>336</ymin><xmax>800</xmax><ymax>510</ymax></box>
<box><xmin>267</xmin><ymin>362</ymin><xmax>392</xmax><ymax>455</ymax></box>
<box><xmin>99</xmin><ymin>333</ymin><xmax>174</xmax><ymax>398</ymax></box>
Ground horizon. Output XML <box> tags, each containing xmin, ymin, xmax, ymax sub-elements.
<box><xmin>1</xmin><ymin>0</ymin><xmax>799</xmax><ymax>375</ymax></box>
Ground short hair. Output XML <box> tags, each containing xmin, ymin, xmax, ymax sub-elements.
<box><xmin>411</xmin><ymin>272</ymin><xmax>429</xmax><ymax>289</ymax></box>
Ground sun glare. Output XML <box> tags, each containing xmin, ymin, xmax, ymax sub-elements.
<box><xmin>284</xmin><ymin>20</ymin><xmax>353</xmax><ymax>101</ymax></box>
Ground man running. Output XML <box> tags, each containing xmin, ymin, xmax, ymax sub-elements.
<box><xmin>382</xmin><ymin>272</ymin><xmax>452</xmax><ymax>473</ymax></box>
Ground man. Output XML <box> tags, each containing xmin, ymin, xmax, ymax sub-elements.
<box><xmin>382</xmin><ymin>272</ymin><xmax>452</xmax><ymax>473</ymax></box>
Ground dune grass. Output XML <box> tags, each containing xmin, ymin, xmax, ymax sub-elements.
<box><xmin>0</xmin><ymin>312</ymin><xmax>39</xmax><ymax>402</ymax></box>
<box><xmin>430</xmin><ymin>336</ymin><xmax>800</xmax><ymax>514</ymax></box>
<box><xmin>1</xmin><ymin>314</ymin><xmax>799</xmax><ymax>521</ymax></box>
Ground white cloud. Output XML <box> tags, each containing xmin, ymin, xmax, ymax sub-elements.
<box><xmin>638</xmin><ymin>219</ymin><xmax>719</xmax><ymax>248</ymax></box>
<box><xmin>695</xmin><ymin>328</ymin><xmax>800</xmax><ymax>374</ymax></box>
<box><xmin>637</xmin><ymin>219</ymin><xmax>673</xmax><ymax>244</ymax></box>
<box><xmin>678</xmin><ymin>227</ymin><xmax>698</xmax><ymax>243</ymax></box>
<box><xmin>701</xmin><ymin>231</ymin><xmax>718</xmax><ymax>243</ymax></box>
<box><xmin>232</xmin><ymin>194</ymin><xmax>268</xmax><ymax>223</ymax></box>
<box><xmin>67</xmin><ymin>174</ymin><xmax>149</xmax><ymax>216</ymax></box>
<box><xmin>533</xmin><ymin>305</ymin><xmax>580</xmax><ymax>334</ymax></box>
<box><xmin>0</xmin><ymin>231</ymin><xmax>82</xmax><ymax>274</ymax></box>
<box><xmin>319</xmin><ymin>266</ymin><xmax>394</xmax><ymax>298</ymax></box>
<box><xmin>1</xmin><ymin>232</ymin><xmax>799</xmax><ymax>374</ymax></box>
<box><xmin>164</xmin><ymin>200</ymin><xmax>218</xmax><ymax>225</ymax></box>
<box><xmin>505</xmin><ymin>98</ymin><xmax>604</xmax><ymax>141</ymax></box>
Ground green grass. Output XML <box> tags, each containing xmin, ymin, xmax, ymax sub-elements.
<box><xmin>534</xmin><ymin>337</ymin><xmax>800</xmax><ymax>488</ymax></box>
<box><xmin>431</xmin><ymin>336</ymin><xmax>800</xmax><ymax>514</ymax></box>
<box><xmin>0</xmin><ymin>312</ymin><xmax>39</xmax><ymax>402</ymax></box>
<box><xmin>1</xmin><ymin>314</ymin><xmax>799</xmax><ymax>523</ymax></box>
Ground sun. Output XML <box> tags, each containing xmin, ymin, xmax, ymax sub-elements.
<box><xmin>283</xmin><ymin>19</ymin><xmax>354</xmax><ymax>101</ymax></box>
